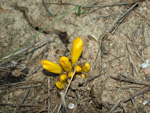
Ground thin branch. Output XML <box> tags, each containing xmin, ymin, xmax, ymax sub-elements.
<box><xmin>24</xmin><ymin>87</ymin><xmax>42</xmax><ymax>111</ymax></box>
<box><xmin>0</xmin><ymin>103</ymin><xmax>45</xmax><ymax>107</ymax></box>
<box><xmin>116</xmin><ymin>2</ymin><xmax>138</xmax><ymax>24</ymax></box>
<box><xmin>48</xmin><ymin>77</ymin><xmax>51</xmax><ymax>113</ymax></box>
<box><xmin>47</xmin><ymin>2</ymin><xmax>128</xmax><ymax>8</ymax></box>
<box><xmin>85</xmin><ymin>3</ymin><xmax>128</xmax><ymax>8</ymax></box>
<box><xmin>108</xmin><ymin>99</ymin><xmax>122</xmax><ymax>113</ymax></box>
<box><xmin>14</xmin><ymin>87</ymin><xmax>31</xmax><ymax>113</ymax></box>
<box><xmin>0</xmin><ymin>38</ymin><xmax>51</xmax><ymax>66</ymax></box>
<box><xmin>123</xmin><ymin>88</ymin><xmax>150</xmax><ymax>103</ymax></box>
<box><xmin>110</xmin><ymin>2</ymin><xmax>139</xmax><ymax>34</ymax></box>
<box><xmin>60</xmin><ymin>92</ymin><xmax>67</xmax><ymax>113</ymax></box>
<box><xmin>142</xmin><ymin>22</ymin><xmax>147</xmax><ymax>44</ymax></box>
<box><xmin>131</xmin><ymin>99</ymin><xmax>139</xmax><ymax>113</ymax></box>
<box><xmin>111</xmin><ymin>84</ymin><xmax>122</xmax><ymax>107</ymax></box>
<box><xmin>110</xmin><ymin>75</ymin><xmax>150</xmax><ymax>86</ymax></box>
<box><xmin>0</xmin><ymin>80</ymin><xmax>44</xmax><ymax>90</ymax></box>
<box><xmin>42</xmin><ymin>0</ymin><xmax>56</xmax><ymax>16</ymax></box>
<box><xmin>57</xmin><ymin>69</ymin><xmax>77</xmax><ymax>113</ymax></box>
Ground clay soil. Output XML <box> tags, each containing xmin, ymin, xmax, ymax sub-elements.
<box><xmin>0</xmin><ymin>0</ymin><xmax>150</xmax><ymax>113</ymax></box>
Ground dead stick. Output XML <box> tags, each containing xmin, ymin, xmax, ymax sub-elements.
<box><xmin>0</xmin><ymin>103</ymin><xmax>45</xmax><ymax>107</ymax></box>
<box><xmin>85</xmin><ymin>3</ymin><xmax>128</xmax><ymax>8</ymax></box>
<box><xmin>131</xmin><ymin>99</ymin><xmax>139</xmax><ymax>113</ymax></box>
<box><xmin>111</xmin><ymin>85</ymin><xmax>122</xmax><ymax>107</ymax></box>
<box><xmin>110</xmin><ymin>75</ymin><xmax>150</xmax><ymax>86</ymax></box>
<box><xmin>124</xmin><ymin>88</ymin><xmax>150</xmax><ymax>103</ymax></box>
<box><xmin>116</xmin><ymin>2</ymin><xmax>138</xmax><ymax>24</ymax></box>
<box><xmin>0</xmin><ymin>38</ymin><xmax>50</xmax><ymax>66</ymax></box>
<box><xmin>14</xmin><ymin>87</ymin><xmax>31</xmax><ymax>113</ymax></box>
<box><xmin>48</xmin><ymin>77</ymin><xmax>51</xmax><ymax>113</ymax></box>
<box><xmin>0</xmin><ymin>80</ymin><xmax>43</xmax><ymax>90</ymax></box>
<box><xmin>42</xmin><ymin>0</ymin><xmax>56</xmax><ymax>16</ymax></box>
<box><xmin>110</xmin><ymin>2</ymin><xmax>138</xmax><ymax>34</ymax></box>
<box><xmin>1</xmin><ymin>38</ymin><xmax>50</xmax><ymax>60</ymax></box>
<box><xmin>109</xmin><ymin>99</ymin><xmax>122</xmax><ymax>113</ymax></box>
<box><xmin>60</xmin><ymin>92</ymin><xmax>67</xmax><ymax>113</ymax></box>
<box><xmin>57</xmin><ymin>69</ymin><xmax>77</xmax><ymax>113</ymax></box>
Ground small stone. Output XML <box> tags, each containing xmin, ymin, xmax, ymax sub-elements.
<box><xmin>68</xmin><ymin>103</ymin><xmax>74</xmax><ymax>110</ymax></box>
<box><xmin>120</xmin><ymin>65</ymin><xmax>124</xmax><ymax>69</ymax></box>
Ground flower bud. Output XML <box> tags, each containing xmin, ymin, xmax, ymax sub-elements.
<box><xmin>59</xmin><ymin>56</ymin><xmax>72</xmax><ymax>72</ymax></box>
<box><xmin>56</xmin><ymin>81</ymin><xmax>64</xmax><ymax>89</ymax></box>
<box><xmin>74</xmin><ymin>65</ymin><xmax>82</xmax><ymax>73</ymax></box>
<box><xmin>81</xmin><ymin>74</ymin><xmax>86</xmax><ymax>79</ymax></box>
<box><xmin>82</xmin><ymin>62</ymin><xmax>90</xmax><ymax>72</ymax></box>
<box><xmin>71</xmin><ymin>37</ymin><xmax>83</xmax><ymax>65</ymax></box>
<box><xmin>60</xmin><ymin>74</ymin><xmax>67</xmax><ymax>83</ymax></box>
<box><xmin>41</xmin><ymin>60</ymin><xmax>62</xmax><ymax>74</ymax></box>
<box><xmin>68</xmin><ymin>72</ymin><xmax>74</xmax><ymax>79</ymax></box>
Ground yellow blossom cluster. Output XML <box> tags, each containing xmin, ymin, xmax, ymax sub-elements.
<box><xmin>41</xmin><ymin>37</ymin><xmax>90</xmax><ymax>89</ymax></box>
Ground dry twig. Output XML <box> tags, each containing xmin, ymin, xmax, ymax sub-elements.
<box><xmin>14</xmin><ymin>87</ymin><xmax>31</xmax><ymax>113</ymax></box>
<box><xmin>1</xmin><ymin>38</ymin><xmax>51</xmax><ymax>66</ymax></box>
<box><xmin>131</xmin><ymin>99</ymin><xmax>139</xmax><ymax>113</ymax></box>
<box><xmin>0</xmin><ymin>103</ymin><xmax>46</xmax><ymax>107</ymax></box>
<box><xmin>124</xmin><ymin>87</ymin><xmax>150</xmax><ymax>103</ymax></box>
<box><xmin>42</xmin><ymin>0</ymin><xmax>56</xmax><ymax>16</ymax></box>
<box><xmin>60</xmin><ymin>92</ymin><xmax>67</xmax><ymax>113</ymax></box>
<box><xmin>111</xmin><ymin>74</ymin><xmax>150</xmax><ymax>86</ymax></box>
<box><xmin>57</xmin><ymin>69</ymin><xmax>77</xmax><ymax>113</ymax></box>
<box><xmin>110</xmin><ymin>2</ymin><xmax>139</xmax><ymax>34</ymax></box>
<box><xmin>0</xmin><ymin>80</ymin><xmax>44</xmax><ymax>90</ymax></box>
<box><xmin>85</xmin><ymin>3</ymin><xmax>128</xmax><ymax>8</ymax></box>
<box><xmin>48</xmin><ymin>77</ymin><xmax>51</xmax><ymax>113</ymax></box>
<box><xmin>108</xmin><ymin>99</ymin><xmax>122</xmax><ymax>113</ymax></box>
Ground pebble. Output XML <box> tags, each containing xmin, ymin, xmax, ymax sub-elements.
<box><xmin>68</xmin><ymin>103</ymin><xmax>74</xmax><ymax>110</ymax></box>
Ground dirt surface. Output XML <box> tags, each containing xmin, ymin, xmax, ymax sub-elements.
<box><xmin>0</xmin><ymin>0</ymin><xmax>150</xmax><ymax>113</ymax></box>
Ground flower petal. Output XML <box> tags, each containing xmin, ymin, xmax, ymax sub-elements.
<box><xmin>82</xmin><ymin>62</ymin><xmax>90</xmax><ymax>72</ymax></box>
<box><xmin>74</xmin><ymin>65</ymin><xmax>82</xmax><ymax>73</ymax></box>
<box><xmin>41</xmin><ymin>60</ymin><xmax>62</xmax><ymax>74</ymax></box>
<box><xmin>81</xmin><ymin>74</ymin><xmax>86</xmax><ymax>79</ymax></box>
<box><xmin>56</xmin><ymin>81</ymin><xmax>64</xmax><ymax>89</ymax></box>
<box><xmin>59</xmin><ymin>56</ymin><xmax>72</xmax><ymax>72</ymax></box>
<box><xmin>71</xmin><ymin>37</ymin><xmax>83</xmax><ymax>65</ymax></box>
<box><xmin>60</xmin><ymin>74</ymin><xmax>67</xmax><ymax>83</ymax></box>
<box><xmin>68</xmin><ymin>72</ymin><xmax>74</xmax><ymax>79</ymax></box>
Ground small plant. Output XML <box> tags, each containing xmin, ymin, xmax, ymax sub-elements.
<box><xmin>41</xmin><ymin>37</ymin><xmax>90</xmax><ymax>89</ymax></box>
<box><xmin>76</xmin><ymin>5</ymin><xmax>86</xmax><ymax>16</ymax></box>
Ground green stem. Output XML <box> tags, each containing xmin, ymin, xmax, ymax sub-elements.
<box><xmin>0</xmin><ymin>0</ymin><xmax>91</xmax><ymax>62</ymax></box>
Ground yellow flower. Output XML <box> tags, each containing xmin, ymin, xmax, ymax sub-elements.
<box><xmin>56</xmin><ymin>81</ymin><xmax>64</xmax><ymax>89</ymax></box>
<box><xmin>59</xmin><ymin>56</ymin><xmax>72</xmax><ymax>72</ymax></box>
<box><xmin>81</xmin><ymin>74</ymin><xmax>86</xmax><ymax>79</ymax></box>
<box><xmin>74</xmin><ymin>65</ymin><xmax>82</xmax><ymax>73</ymax></box>
<box><xmin>82</xmin><ymin>62</ymin><xmax>90</xmax><ymax>72</ymax></box>
<box><xmin>60</xmin><ymin>74</ymin><xmax>67</xmax><ymax>83</ymax></box>
<box><xmin>71</xmin><ymin>37</ymin><xmax>83</xmax><ymax>65</ymax></box>
<box><xmin>41</xmin><ymin>60</ymin><xmax>62</xmax><ymax>74</ymax></box>
<box><xmin>68</xmin><ymin>72</ymin><xmax>74</xmax><ymax>79</ymax></box>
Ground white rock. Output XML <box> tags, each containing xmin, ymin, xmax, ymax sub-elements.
<box><xmin>68</xmin><ymin>103</ymin><xmax>74</xmax><ymax>109</ymax></box>
<box><xmin>141</xmin><ymin>59</ymin><xmax>150</xmax><ymax>68</ymax></box>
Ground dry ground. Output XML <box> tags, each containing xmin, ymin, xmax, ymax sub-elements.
<box><xmin>0</xmin><ymin>0</ymin><xmax>150</xmax><ymax>113</ymax></box>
